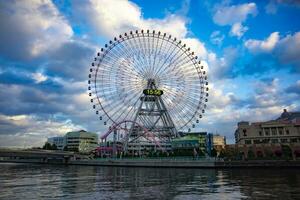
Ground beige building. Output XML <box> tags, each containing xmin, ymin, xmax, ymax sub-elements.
<box><xmin>235</xmin><ymin>109</ymin><xmax>300</xmax><ymax>145</ymax></box>
<box><xmin>65</xmin><ymin>130</ymin><xmax>98</xmax><ymax>153</ymax></box>
<box><xmin>213</xmin><ymin>134</ymin><xmax>226</xmax><ymax>148</ymax></box>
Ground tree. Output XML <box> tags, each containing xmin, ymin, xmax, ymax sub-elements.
<box><xmin>218</xmin><ymin>149</ymin><xmax>226</xmax><ymax>158</ymax></box>
<box><xmin>43</xmin><ymin>142</ymin><xmax>58</xmax><ymax>150</ymax></box>
<box><xmin>281</xmin><ymin>145</ymin><xmax>292</xmax><ymax>159</ymax></box>
<box><xmin>198</xmin><ymin>149</ymin><xmax>205</xmax><ymax>156</ymax></box>
<box><xmin>247</xmin><ymin>149</ymin><xmax>255</xmax><ymax>159</ymax></box>
<box><xmin>63</xmin><ymin>146</ymin><xmax>68</xmax><ymax>151</ymax></box>
<box><xmin>211</xmin><ymin>148</ymin><xmax>217</xmax><ymax>157</ymax></box>
<box><xmin>43</xmin><ymin>142</ymin><xmax>52</xmax><ymax>150</ymax></box>
<box><xmin>51</xmin><ymin>144</ymin><xmax>57</xmax><ymax>150</ymax></box>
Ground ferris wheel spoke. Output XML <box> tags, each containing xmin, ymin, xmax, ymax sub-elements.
<box><xmin>98</xmin><ymin>61</ymin><xmax>143</xmax><ymax>81</ymax></box>
<box><xmin>132</xmin><ymin>36</ymin><xmax>150</xmax><ymax>76</ymax></box>
<box><xmin>153</xmin><ymin>41</ymin><xmax>185</xmax><ymax>77</ymax></box>
<box><xmin>105</xmin><ymin>39</ymin><xmax>146</xmax><ymax>77</ymax></box>
<box><xmin>159</xmin><ymin>52</ymin><xmax>193</xmax><ymax>78</ymax></box>
<box><xmin>102</xmin><ymin>99</ymin><xmax>136</xmax><ymax>122</ymax></box>
<box><xmin>141</xmin><ymin>35</ymin><xmax>153</xmax><ymax>76</ymax></box>
<box><xmin>153</xmin><ymin>36</ymin><xmax>164</xmax><ymax>71</ymax></box>
<box><xmin>119</xmin><ymin>93</ymin><xmax>144</xmax><ymax>122</ymax></box>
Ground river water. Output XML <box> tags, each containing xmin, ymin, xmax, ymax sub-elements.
<box><xmin>0</xmin><ymin>163</ymin><xmax>299</xmax><ymax>200</ymax></box>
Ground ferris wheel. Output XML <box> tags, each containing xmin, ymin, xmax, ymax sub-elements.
<box><xmin>88</xmin><ymin>30</ymin><xmax>208</xmax><ymax>146</ymax></box>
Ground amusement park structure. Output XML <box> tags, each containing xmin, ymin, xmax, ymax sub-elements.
<box><xmin>88</xmin><ymin>30</ymin><xmax>209</xmax><ymax>154</ymax></box>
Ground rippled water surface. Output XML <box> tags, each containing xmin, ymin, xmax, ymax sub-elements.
<box><xmin>0</xmin><ymin>163</ymin><xmax>300</xmax><ymax>199</ymax></box>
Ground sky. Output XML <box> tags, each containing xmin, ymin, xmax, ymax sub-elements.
<box><xmin>0</xmin><ymin>0</ymin><xmax>299</xmax><ymax>147</ymax></box>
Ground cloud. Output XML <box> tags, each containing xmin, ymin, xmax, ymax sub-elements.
<box><xmin>182</xmin><ymin>38</ymin><xmax>208</xmax><ymax>59</ymax></box>
<box><xmin>230</xmin><ymin>23</ymin><xmax>249</xmax><ymax>39</ymax></box>
<box><xmin>32</xmin><ymin>73</ymin><xmax>47</xmax><ymax>83</ymax></box>
<box><xmin>245</xmin><ymin>32</ymin><xmax>300</xmax><ymax>72</ymax></box>
<box><xmin>210</xmin><ymin>31</ymin><xmax>225</xmax><ymax>46</ymax></box>
<box><xmin>286</xmin><ymin>80</ymin><xmax>300</xmax><ymax>95</ymax></box>
<box><xmin>240</xmin><ymin>78</ymin><xmax>299</xmax><ymax>110</ymax></box>
<box><xmin>209</xmin><ymin>46</ymin><xmax>238</xmax><ymax>79</ymax></box>
<box><xmin>45</xmin><ymin>41</ymin><xmax>96</xmax><ymax>81</ymax></box>
<box><xmin>213</xmin><ymin>2</ymin><xmax>257</xmax><ymax>26</ymax></box>
<box><xmin>245</xmin><ymin>32</ymin><xmax>280</xmax><ymax>53</ymax></box>
<box><xmin>265</xmin><ymin>0</ymin><xmax>300</xmax><ymax>14</ymax></box>
<box><xmin>73</xmin><ymin>0</ymin><xmax>188</xmax><ymax>38</ymax></box>
<box><xmin>213</xmin><ymin>2</ymin><xmax>257</xmax><ymax>38</ymax></box>
<box><xmin>0</xmin><ymin>114</ymin><xmax>83</xmax><ymax>147</ymax></box>
<box><xmin>0</xmin><ymin>0</ymin><xmax>73</xmax><ymax>61</ymax></box>
<box><xmin>275</xmin><ymin>32</ymin><xmax>300</xmax><ymax>70</ymax></box>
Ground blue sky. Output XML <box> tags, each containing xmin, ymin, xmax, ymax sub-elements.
<box><xmin>0</xmin><ymin>0</ymin><xmax>299</xmax><ymax>147</ymax></box>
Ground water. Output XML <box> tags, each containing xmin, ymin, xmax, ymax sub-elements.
<box><xmin>0</xmin><ymin>163</ymin><xmax>299</xmax><ymax>200</ymax></box>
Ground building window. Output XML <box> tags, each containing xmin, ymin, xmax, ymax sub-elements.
<box><xmin>243</xmin><ymin>129</ymin><xmax>247</xmax><ymax>136</ymax></box>
<box><xmin>281</xmin><ymin>139</ymin><xmax>288</xmax><ymax>143</ymax></box>
<box><xmin>265</xmin><ymin>130</ymin><xmax>269</xmax><ymax>136</ymax></box>
<box><xmin>245</xmin><ymin>140</ymin><xmax>252</xmax><ymax>144</ymax></box>
<box><xmin>259</xmin><ymin>131</ymin><xmax>262</xmax><ymax>136</ymax></box>
<box><xmin>278</xmin><ymin>128</ymin><xmax>283</xmax><ymax>135</ymax></box>
<box><xmin>262</xmin><ymin>139</ymin><xmax>270</xmax><ymax>144</ymax></box>
<box><xmin>286</xmin><ymin>129</ymin><xmax>289</xmax><ymax>135</ymax></box>
<box><xmin>271</xmin><ymin>139</ymin><xmax>278</xmax><ymax>143</ymax></box>
<box><xmin>290</xmin><ymin>138</ymin><xmax>298</xmax><ymax>143</ymax></box>
<box><xmin>272</xmin><ymin>128</ymin><xmax>277</xmax><ymax>135</ymax></box>
<box><xmin>253</xmin><ymin>140</ymin><xmax>260</xmax><ymax>144</ymax></box>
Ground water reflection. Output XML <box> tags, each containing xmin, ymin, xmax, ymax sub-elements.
<box><xmin>0</xmin><ymin>163</ymin><xmax>299</xmax><ymax>200</ymax></box>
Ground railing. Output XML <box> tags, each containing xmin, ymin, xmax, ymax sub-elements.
<box><xmin>94</xmin><ymin>156</ymin><xmax>220</xmax><ymax>161</ymax></box>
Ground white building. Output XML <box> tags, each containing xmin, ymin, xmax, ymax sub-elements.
<box><xmin>47</xmin><ymin>136</ymin><xmax>65</xmax><ymax>150</ymax></box>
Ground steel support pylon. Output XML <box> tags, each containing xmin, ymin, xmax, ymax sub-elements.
<box><xmin>123</xmin><ymin>79</ymin><xmax>178</xmax><ymax>153</ymax></box>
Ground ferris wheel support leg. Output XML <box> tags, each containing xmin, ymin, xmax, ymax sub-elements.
<box><xmin>158</xmin><ymin>96</ymin><xmax>178</xmax><ymax>138</ymax></box>
<box><xmin>123</xmin><ymin>97</ymin><xmax>144</xmax><ymax>153</ymax></box>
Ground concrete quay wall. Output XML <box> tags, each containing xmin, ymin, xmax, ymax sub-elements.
<box><xmin>70</xmin><ymin>159</ymin><xmax>215</xmax><ymax>168</ymax></box>
<box><xmin>216</xmin><ymin>160</ymin><xmax>300</xmax><ymax>168</ymax></box>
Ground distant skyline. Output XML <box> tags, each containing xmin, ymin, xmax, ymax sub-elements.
<box><xmin>0</xmin><ymin>0</ymin><xmax>299</xmax><ymax>147</ymax></box>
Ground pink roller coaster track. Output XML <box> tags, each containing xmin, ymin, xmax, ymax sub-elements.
<box><xmin>100</xmin><ymin>120</ymin><xmax>163</xmax><ymax>150</ymax></box>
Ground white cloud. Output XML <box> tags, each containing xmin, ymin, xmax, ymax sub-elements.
<box><xmin>276</xmin><ymin>32</ymin><xmax>300</xmax><ymax>67</ymax></box>
<box><xmin>245</xmin><ymin>32</ymin><xmax>280</xmax><ymax>53</ymax></box>
<box><xmin>209</xmin><ymin>47</ymin><xmax>238</xmax><ymax>79</ymax></box>
<box><xmin>213</xmin><ymin>2</ymin><xmax>257</xmax><ymax>26</ymax></box>
<box><xmin>230</xmin><ymin>23</ymin><xmax>249</xmax><ymax>38</ymax></box>
<box><xmin>245</xmin><ymin>31</ymin><xmax>300</xmax><ymax>71</ymax></box>
<box><xmin>0</xmin><ymin>0</ymin><xmax>73</xmax><ymax>60</ymax></box>
<box><xmin>0</xmin><ymin>114</ymin><xmax>83</xmax><ymax>148</ymax></box>
<box><xmin>265</xmin><ymin>0</ymin><xmax>300</xmax><ymax>15</ymax></box>
<box><xmin>32</xmin><ymin>72</ymin><xmax>47</xmax><ymax>83</ymax></box>
<box><xmin>182</xmin><ymin>38</ymin><xmax>208</xmax><ymax>59</ymax></box>
<box><xmin>213</xmin><ymin>2</ymin><xmax>257</xmax><ymax>38</ymax></box>
<box><xmin>210</xmin><ymin>31</ymin><xmax>225</xmax><ymax>46</ymax></box>
<box><xmin>74</xmin><ymin>0</ymin><xmax>187</xmax><ymax>38</ymax></box>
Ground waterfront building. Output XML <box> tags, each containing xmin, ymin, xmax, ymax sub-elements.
<box><xmin>207</xmin><ymin>133</ymin><xmax>226</xmax><ymax>155</ymax></box>
<box><xmin>235</xmin><ymin>109</ymin><xmax>300</xmax><ymax>145</ymax></box>
<box><xmin>127</xmin><ymin>140</ymin><xmax>172</xmax><ymax>154</ymax></box>
<box><xmin>213</xmin><ymin>134</ymin><xmax>226</xmax><ymax>150</ymax></box>
<box><xmin>47</xmin><ymin>136</ymin><xmax>65</xmax><ymax>150</ymax></box>
<box><xmin>65</xmin><ymin>130</ymin><xmax>98</xmax><ymax>153</ymax></box>
<box><xmin>172</xmin><ymin>132</ymin><xmax>207</xmax><ymax>155</ymax></box>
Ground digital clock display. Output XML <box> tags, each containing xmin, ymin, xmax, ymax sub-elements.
<box><xmin>143</xmin><ymin>89</ymin><xmax>163</xmax><ymax>96</ymax></box>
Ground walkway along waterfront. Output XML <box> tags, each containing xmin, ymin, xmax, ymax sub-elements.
<box><xmin>1</xmin><ymin>149</ymin><xmax>300</xmax><ymax>168</ymax></box>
